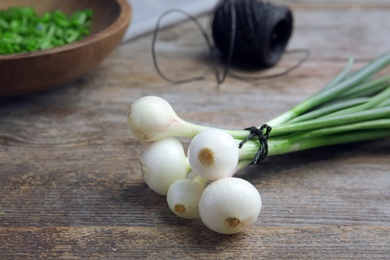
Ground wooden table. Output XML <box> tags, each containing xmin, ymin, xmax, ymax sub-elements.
<box><xmin>1</xmin><ymin>1</ymin><xmax>390</xmax><ymax>258</ymax></box>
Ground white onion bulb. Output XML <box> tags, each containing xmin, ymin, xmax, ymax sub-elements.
<box><xmin>140</xmin><ymin>137</ymin><xmax>190</xmax><ymax>195</ymax></box>
<box><xmin>188</xmin><ymin>129</ymin><xmax>239</xmax><ymax>180</ymax></box>
<box><xmin>128</xmin><ymin>96</ymin><xmax>183</xmax><ymax>142</ymax></box>
<box><xmin>199</xmin><ymin>177</ymin><xmax>262</xmax><ymax>235</ymax></box>
<box><xmin>166</xmin><ymin>177</ymin><xmax>206</xmax><ymax>219</ymax></box>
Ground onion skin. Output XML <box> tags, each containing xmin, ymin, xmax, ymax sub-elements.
<box><xmin>128</xmin><ymin>96</ymin><xmax>182</xmax><ymax>142</ymax></box>
<box><xmin>140</xmin><ymin>137</ymin><xmax>190</xmax><ymax>195</ymax></box>
<box><xmin>188</xmin><ymin>129</ymin><xmax>239</xmax><ymax>181</ymax></box>
<box><xmin>199</xmin><ymin>177</ymin><xmax>262</xmax><ymax>235</ymax></box>
<box><xmin>167</xmin><ymin>178</ymin><xmax>205</xmax><ymax>219</ymax></box>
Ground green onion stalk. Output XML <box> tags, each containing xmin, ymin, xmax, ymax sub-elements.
<box><xmin>128</xmin><ymin>51</ymin><xmax>390</xmax><ymax>163</ymax></box>
<box><xmin>127</xmin><ymin>51</ymin><xmax>390</xmax><ymax>235</ymax></box>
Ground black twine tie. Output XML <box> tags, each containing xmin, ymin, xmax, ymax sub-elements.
<box><xmin>239</xmin><ymin>124</ymin><xmax>272</xmax><ymax>164</ymax></box>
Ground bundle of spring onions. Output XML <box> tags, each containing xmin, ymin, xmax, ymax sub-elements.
<box><xmin>127</xmin><ymin>51</ymin><xmax>390</xmax><ymax>235</ymax></box>
<box><xmin>0</xmin><ymin>7</ymin><xmax>93</xmax><ymax>54</ymax></box>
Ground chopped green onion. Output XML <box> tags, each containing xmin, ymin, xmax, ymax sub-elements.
<box><xmin>0</xmin><ymin>6</ymin><xmax>93</xmax><ymax>54</ymax></box>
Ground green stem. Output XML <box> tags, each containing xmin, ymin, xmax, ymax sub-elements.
<box><xmin>239</xmin><ymin>129</ymin><xmax>390</xmax><ymax>160</ymax></box>
<box><xmin>176</xmin><ymin>118</ymin><xmax>249</xmax><ymax>140</ymax></box>
<box><xmin>289</xmin><ymin>97</ymin><xmax>368</xmax><ymax>123</ymax></box>
<box><xmin>378</xmin><ymin>99</ymin><xmax>390</xmax><ymax>108</ymax></box>
<box><xmin>228</xmin><ymin>160</ymin><xmax>253</xmax><ymax>177</ymax></box>
<box><xmin>322</xmin><ymin>57</ymin><xmax>354</xmax><ymax>90</ymax></box>
<box><xmin>284</xmin><ymin>130</ymin><xmax>390</xmax><ymax>154</ymax></box>
<box><xmin>285</xmin><ymin>119</ymin><xmax>390</xmax><ymax>142</ymax></box>
<box><xmin>322</xmin><ymin>85</ymin><xmax>390</xmax><ymax>118</ymax></box>
<box><xmin>266</xmin><ymin>51</ymin><xmax>390</xmax><ymax>127</ymax></box>
<box><xmin>338</xmin><ymin>75</ymin><xmax>390</xmax><ymax>99</ymax></box>
<box><xmin>193</xmin><ymin>176</ymin><xmax>207</xmax><ymax>186</ymax></box>
<box><xmin>270</xmin><ymin>107</ymin><xmax>390</xmax><ymax>137</ymax></box>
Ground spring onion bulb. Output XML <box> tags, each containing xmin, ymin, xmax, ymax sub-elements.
<box><xmin>188</xmin><ymin>129</ymin><xmax>239</xmax><ymax>180</ymax></box>
<box><xmin>199</xmin><ymin>177</ymin><xmax>262</xmax><ymax>235</ymax></box>
<box><xmin>128</xmin><ymin>96</ymin><xmax>211</xmax><ymax>142</ymax></box>
<box><xmin>166</xmin><ymin>176</ymin><xmax>207</xmax><ymax>219</ymax></box>
<box><xmin>140</xmin><ymin>137</ymin><xmax>190</xmax><ymax>195</ymax></box>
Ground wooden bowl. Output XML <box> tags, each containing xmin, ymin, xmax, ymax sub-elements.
<box><xmin>0</xmin><ymin>0</ymin><xmax>131</xmax><ymax>97</ymax></box>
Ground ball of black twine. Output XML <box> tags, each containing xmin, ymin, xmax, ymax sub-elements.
<box><xmin>212</xmin><ymin>0</ymin><xmax>293</xmax><ymax>68</ymax></box>
<box><xmin>151</xmin><ymin>0</ymin><xmax>309</xmax><ymax>84</ymax></box>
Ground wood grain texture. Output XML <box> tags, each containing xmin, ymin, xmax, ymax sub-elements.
<box><xmin>0</xmin><ymin>1</ymin><xmax>390</xmax><ymax>259</ymax></box>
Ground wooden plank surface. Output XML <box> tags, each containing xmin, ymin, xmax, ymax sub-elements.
<box><xmin>1</xmin><ymin>1</ymin><xmax>390</xmax><ymax>259</ymax></box>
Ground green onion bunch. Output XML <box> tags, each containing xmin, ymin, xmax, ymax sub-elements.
<box><xmin>127</xmin><ymin>51</ymin><xmax>390</xmax><ymax>235</ymax></box>
<box><xmin>0</xmin><ymin>7</ymin><xmax>93</xmax><ymax>54</ymax></box>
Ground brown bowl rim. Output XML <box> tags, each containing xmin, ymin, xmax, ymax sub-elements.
<box><xmin>0</xmin><ymin>0</ymin><xmax>132</xmax><ymax>60</ymax></box>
